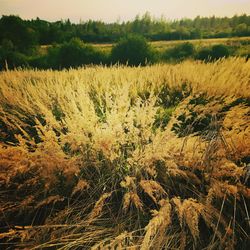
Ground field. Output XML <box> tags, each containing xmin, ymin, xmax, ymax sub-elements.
<box><xmin>0</xmin><ymin>58</ymin><xmax>250</xmax><ymax>249</ymax></box>
<box><xmin>91</xmin><ymin>36</ymin><xmax>250</xmax><ymax>53</ymax></box>
<box><xmin>40</xmin><ymin>36</ymin><xmax>250</xmax><ymax>53</ymax></box>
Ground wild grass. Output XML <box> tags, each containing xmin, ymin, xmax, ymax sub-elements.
<box><xmin>0</xmin><ymin>57</ymin><xmax>249</xmax><ymax>249</ymax></box>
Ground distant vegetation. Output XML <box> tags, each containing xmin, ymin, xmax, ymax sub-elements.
<box><xmin>40</xmin><ymin>38</ymin><xmax>108</xmax><ymax>69</ymax></box>
<box><xmin>0</xmin><ymin>14</ymin><xmax>250</xmax><ymax>69</ymax></box>
<box><xmin>1</xmin><ymin>13</ymin><xmax>250</xmax><ymax>45</ymax></box>
<box><xmin>110</xmin><ymin>35</ymin><xmax>157</xmax><ymax>66</ymax></box>
<box><xmin>196</xmin><ymin>44</ymin><xmax>231</xmax><ymax>61</ymax></box>
<box><xmin>162</xmin><ymin>42</ymin><xmax>196</xmax><ymax>62</ymax></box>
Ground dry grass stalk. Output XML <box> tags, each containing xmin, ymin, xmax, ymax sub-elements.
<box><xmin>123</xmin><ymin>192</ymin><xmax>143</xmax><ymax>212</ymax></box>
<box><xmin>88</xmin><ymin>192</ymin><xmax>112</xmax><ymax>224</ymax></box>
<box><xmin>141</xmin><ymin>199</ymin><xmax>172</xmax><ymax>249</ymax></box>
<box><xmin>71</xmin><ymin>179</ymin><xmax>90</xmax><ymax>196</ymax></box>
<box><xmin>172</xmin><ymin>197</ymin><xmax>205</xmax><ymax>240</ymax></box>
<box><xmin>140</xmin><ymin>180</ymin><xmax>166</xmax><ymax>204</ymax></box>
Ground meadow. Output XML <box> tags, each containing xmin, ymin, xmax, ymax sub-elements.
<box><xmin>0</xmin><ymin>58</ymin><xmax>249</xmax><ymax>249</ymax></box>
<box><xmin>91</xmin><ymin>36</ymin><xmax>250</xmax><ymax>53</ymax></box>
<box><xmin>41</xmin><ymin>36</ymin><xmax>250</xmax><ymax>55</ymax></box>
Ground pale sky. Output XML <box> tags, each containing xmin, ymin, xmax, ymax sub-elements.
<box><xmin>0</xmin><ymin>0</ymin><xmax>250</xmax><ymax>23</ymax></box>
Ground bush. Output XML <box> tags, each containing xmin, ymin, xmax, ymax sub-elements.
<box><xmin>28</xmin><ymin>55</ymin><xmax>48</xmax><ymax>69</ymax></box>
<box><xmin>0</xmin><ymin>48</ymin><xmax>28</xmax><ymax>70</ymax></box>
<box><xmin>47</xmin><ymin>38</ymin><xmax>107</xmax><ymax>69</ymax></box>
<box><xmin>196</xmin><ymin>44</ymin><xmax>231</xmax><ymax>62</ymax></box>
<box><xmin>111</xmin><ymin>35</ymin><xmax>157</xmax><ymax>66</ymax></box>
<box><xmin>211</xmin><ymin>44</ymin><xmax>230</xmax><ymax>60</ymax></box>
<box><xmin>196</xmin><ymin>47</ymin><xmax>212</xmax><ymax>61</ymax></box>
<box><xmin>162</xmin><ymin>42</ymin><xmax>195</xmax><ymax>62</ymax></box>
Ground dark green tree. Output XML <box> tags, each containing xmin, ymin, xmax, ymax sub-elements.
<box><xmin>196</xmin><ymin>47</ymin><xmax>212</xmax><ymax>61</ymax></box>
<box><xmin>111</xmin><ymin>35</ymin><xmax>156</xmax><ymax>66</ymax></box>
<box><xmin>48</xmin><ymin>38</ymin><xmax>107</xmax><ymax>69</ymax></box>
<box><xmin>211</xmin><ymin>44</ymin><xmax>230</xmax><ymax>60</ymax></box>
<box><xmin>234</xmin><ymin>23</ymin><xmax>249</xmax><ymax>36</ymax></box>
<box><xmin>196</xmin><ymin>44</ymin><xmax>231</xmax><ymax>62</ymax></box>
<box><xmin>0</xmin><ymin>15</ymin><xmax>37</xmax><ymax>52</ymax></box>
<box><xmin>0</xmin><ymin>47</ymin><xmax>28</xmax><ymax>70</ymax></box>
<box><xmin>163</xmin><ymin>42</ymin><xmax>195</xmax><ymax>61</ymax></box>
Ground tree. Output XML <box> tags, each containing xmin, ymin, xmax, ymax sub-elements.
<box><xmin>111</xmin><ymin>35</ymin><xmax>156</xmax><ymax>66</ymax></box>
<box><xmin>234</xmin><ymin>23</ymin><xmax>249</xmax><ymax>36</ymax></box>
<box><xmin>163</xmin><ymin>42</ymin><xmax>195</xmax><ymax>61</ymax></box>
<box><xmin>48</xmin><ymin>38</ymin><xmax>106</xmax><ymax>69</ymax></box>
<box><xmin>196</xmin><ymin>44</ymin><xmax>231</xmax><ymax>62</ymax></box>
<box><xmin>0</xmin><ymin>47</ymin><xmax>28</xmax><ymax>70</ymax></box>
<box><xmin>0</xmin><ymin>15</ymin><xmax>37</xmax><ymax>52</ymax></box>
<box><xmin>211</xmin><ymin>44</ymin><xmax>230</xmax><ymax>60</ymax></box>
<box><xmin>196</xmin><ymin>47</ymin><xmax>212</xmax><ymax>61</ymax></box>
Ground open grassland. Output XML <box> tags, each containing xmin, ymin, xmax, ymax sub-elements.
<box><xmin>0</xmin><ymin>58</ymin><xmax>250</xmax><ymax>249</ymax></box>
<box><xmin>151</xmin><ymin>36</ymin><xmax>250</xmax><ymax>51</ymax></box>
<box><xmin>90</xmin><ymin>36</ymin><xmax>250</xmax><ymax>53</ymax></box>
<box><xmin>40</xmin><ymin>36</ymin><xmax>250</xmax><ymax>53</ymax></box>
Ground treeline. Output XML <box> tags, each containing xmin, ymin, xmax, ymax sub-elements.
<box><xmin>1</xmin><ymin>13</ymin><xmax>250</xmax><ymax>48</ymax></box>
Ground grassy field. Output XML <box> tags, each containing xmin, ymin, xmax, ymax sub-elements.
<box><xmin>90</xmin><ymin>36</ymin><xmax>250</xmax><ymax>52</ymax></box>
<box><xmin>40</xmin><ymin>36</ymin><xmax>250</xmax><ymax>54</ymax></box>
<box><xmin>0</xmin><ymin>58</ymin><xmax>250</xmax><ymax>249</ymax></box>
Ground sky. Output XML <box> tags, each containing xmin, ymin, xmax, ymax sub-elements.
<box><xmin>0</xmin><ymin>0</ymin><xmax>250</xmax><ymax>23</ymax></box>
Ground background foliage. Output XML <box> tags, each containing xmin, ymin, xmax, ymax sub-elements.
<box><xmin>0</xmin><ymin>14</ymin><xmax>250</xmax><ymax>69</ymax></box>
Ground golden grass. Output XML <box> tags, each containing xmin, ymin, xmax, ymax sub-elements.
<box><xmin>0</xmin><ymin>58</ymin><xmax>249</xmax><ymax>249</ymax></box>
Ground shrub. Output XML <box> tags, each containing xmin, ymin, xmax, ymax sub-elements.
<box><xmin>196</xmin><ymin>47</ymin><xmax>212</xmax><ymax>61</ymax></box>
<box><xmin>28</xmin><ymin>55</ymin><xmax>48</xmax><ymax>69</ymax></box>
<box><xmin>196</xmin><ymin>44</ymin><xmax>231</xmax><ymax>62</ymax></box>
<box><xmin>47</xmin><ymin>38</ymin><xmax>107</xmax><ymax>69</ymax></box>
<box><xmin>46</xmin><ymin>44</ymin><xmax>61</xmax><ymax>69</ymax></box>
<box><xmin>211</xmin><ymin>44</ymin><xmax>230</xmax><ymax>60</ymax></box>
<box><xmin>111</xmin><ymin>35</ymin><xmax>157</xmax><ymax>66</ymax></box>
<box><xmin>0</xmin><ymin>48</ymin><xmax>28</xmax><ymax>70</ymax></box>
<box><xmin>162</xmin><ymin>42</ymin><xmax>195</xmax><ymax>62</ymax></box>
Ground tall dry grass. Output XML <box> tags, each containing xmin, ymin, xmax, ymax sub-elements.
<box><xmin>0</xmin><ymin>58</ymin><xmax>249</xmax><ymax>249</ymax></box>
